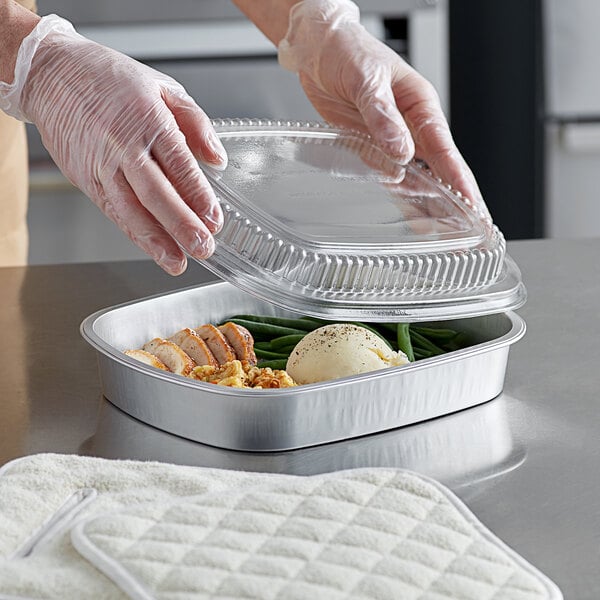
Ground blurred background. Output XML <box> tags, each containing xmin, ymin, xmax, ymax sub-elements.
<box><xmin>27</xmin><ymin>0</ymin><xmax>598</xmax><ymax>264</ymax></box>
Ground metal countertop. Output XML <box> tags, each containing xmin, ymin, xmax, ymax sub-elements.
<box><xmin>0</xmin><ymin>237</ymin><xmax>597</xmax><ymax>599</ymax></box>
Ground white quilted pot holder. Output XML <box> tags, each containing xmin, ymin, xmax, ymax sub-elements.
<box><xmin>72</xmin><ymin>468</ymin><xmax>562</xmax><ymax>600</ymax></box>
<box><xmin>0</xmin><ymin>454</ymin><xmax>293</xmax><ymax>599</ymax></box>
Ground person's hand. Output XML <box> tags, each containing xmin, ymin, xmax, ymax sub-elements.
<box><xmin>278</xmin><ymin>0</ymin><xmax>490</xmax><ymax>221</ymax></box>
<box><xmin>0</xmin><ymin>15</ymin><xmax>226</xmax><ymax>275</ymax></box>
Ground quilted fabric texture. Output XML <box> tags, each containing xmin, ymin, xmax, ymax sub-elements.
<box><xmin>0</xmin><ymin>454</ymin><xmax>290</xmax><ymax>599</ymax></box>
<box><xmin>73</xmin><ymin>469</ymin><xmax>561</xmax><ymax>600</ymax></box>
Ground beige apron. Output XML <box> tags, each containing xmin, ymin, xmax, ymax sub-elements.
<box><xmin>0</xmin><ymin>1</ymin><xmax>38</xmax><ymax>462</ymax></box>
<box><xmin>0</xmin><ymin>0</ymin><xmax>37</xmax><ymax>267</ymax></box>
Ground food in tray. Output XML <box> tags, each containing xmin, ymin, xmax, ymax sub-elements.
<box><xmin>123</xmin><ymin>349</ymin><xmax>169</xmax><ymax>371</ymax></box>
<box><xmin>142</xmin><ymin>338</ymin><xmax>195</xmax><ymax>376</ymax></box>
<box><xmin>124</xmin><ymin>314</ymin><xmax>469</xmax><ymax>388</ymax></box>
<box><xmin>195</xmin><ymin>324</ymin><xmax>237</xmax><ymax>365</ymax></box>
<box><xmin>226</xmin><ymin>315</ymin><xmax>469</xmax><ymax>368</ymax></box>
<box><xmin>168</xmin><ymin>328</ymin><xmax>218</xmax><ymax>368</ymax></box>
<box><xmin>125</xmin><ymin>322</ymin><xmax>295</xmax><ymax>389</ymax></box>
<box><xmin>193</xmin><ymin>359</ymin><xmax>295</xmax><ymax>389</ymax></box>
<box><xmin>214</xmin><ymin>321</ymin><xmax>257</xmax><ymax>364</ymax></box>
<box><xmin>286</xmin><ymin>323</ymin><xmax>409</xmax><ymax>385</ymax></box>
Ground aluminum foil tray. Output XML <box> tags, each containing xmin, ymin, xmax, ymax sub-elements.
<box><xmin>81</xmin><ymin>281</ymin><xmax>526</xmax><ymax>451</ymax></box>
<box><xmin>87</xmin><ymin>396</ymin><xmax>525</xmax><ymax>486</ymax></box>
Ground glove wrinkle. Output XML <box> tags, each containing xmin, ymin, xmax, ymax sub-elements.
<box><xmin>0</xmin><ymin>14</ymin><xmax>226</xmax><ymax>273</ymax></box>
<box><xmin>278</xmin><ymin>0</ymin><xmax>490</xmax><ymax>217</ymax></box>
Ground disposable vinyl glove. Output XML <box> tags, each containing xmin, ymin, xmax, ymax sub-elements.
<box><xmin>0</xmin><ymin>15</ymin><xmax>226</xmax><ymax>275</ymax></box>
<box><xmin>279</xmin><ymin>0</ymin><xmax>490</xmax><ymax>221</ymax></box>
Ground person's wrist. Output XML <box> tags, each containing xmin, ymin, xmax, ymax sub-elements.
<box><xmin>289</xmin><ymin>0</ymin><xmax>360</xmax><ymax>23</ymax></box>
<box><xmin>278</xmin><ymin>0</ymin><xmax>360</xmax><ymax>73</ymax></box>
<box><xmin>0</xmin><ymin>14</ymin><xmax>76</xmax><ymax>121</ymax></box>
<box><xmin>0</xmin><ymin>2</ymin><xmax>40</xmax><ymax>85</ymax></box>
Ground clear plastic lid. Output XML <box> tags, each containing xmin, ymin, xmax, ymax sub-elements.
<box><xmin>198</xmin><ymin>119</ymin><xmax>526</xmax><ymax>321</ymax></box>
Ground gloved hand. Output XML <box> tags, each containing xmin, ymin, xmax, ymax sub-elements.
<box><xmin>278</xmin><ymin>0</ymin><xmax>490</xmax><ymax>221</ymax></box>
<box><xmin>0</xmin><ymin>15</ymin><xmax>226</xmax><ymax>275</ymax></box>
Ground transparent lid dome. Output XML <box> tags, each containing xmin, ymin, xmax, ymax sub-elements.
<box><xmin>198</xmin><ymin>120</ymin><xmax>526</xmax><ymax>321</ymax></box>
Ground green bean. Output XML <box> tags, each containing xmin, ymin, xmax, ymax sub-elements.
<box><xmin>270</xmin><ymin>334</ymin><xmax>306</xmax><ymax>351</ymax></box>
<box><xmin>300</xmin><ymin>316</ymin><xmax>330</xmax><ymax>324</ymax></box>
<box><xmin>409</xmin><ymin>330</ymin><xmax>446</xmax><ymax>356</ymax></box>
<box><xmin>439</xmin><ymin>332</ymin><xmax>470</xmax><ymax>352</ymax></box>
<box><xmin>412</xmin><ymin>326</ymin><xmax>471</xmax><ymax>352</ymax></box>
<box><xmin>227</xmin><ymin>318</ymin><xmax>308</xmax><ymax>340</ymax></box>
<box><xmin>413</xmin><ymin>348</ymin><xmax>435</xmax><ymax>360</ymax></box>
<box><xmin>253</xmin><ymin>341</ymin><xmax>274</xmax><ymax>351</ymax></box>
<box><xmin>254</xmin><ymin>348</ymin><xmax>290</xmax><ymax>360</ymax></box>
<box><xmin>396</xmin><ymin>323</ymin><xmax>415</xmax><ymax>362</ymax></box>
<box><xmin>411</xmin><ymin>326</ymin><xmax>461</xmax><ymax>342</ymax></box>
<box><xmin>226</xmin><ymin>314</ymin><xmax>320</xmax><ymax>332</ymax></box>
<box><xmin>257</xmin><ymin>359</ymin><xmax>289</xmax><ymax>370</ymax></box>
<box><xmin>276</xmin><ymin>346</ymin><xmax>297</xmax><ymax>355</ymax></box>
<box><xmin>227</xmin><ymin>313</ymin><xmax>468</xmax><ymax>366</ymax></box>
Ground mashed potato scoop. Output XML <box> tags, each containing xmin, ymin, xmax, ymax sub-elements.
<box><xmin>287</xmin><ymin>323</ymin><xmax>409</xmax><ymax>384</ymax></box>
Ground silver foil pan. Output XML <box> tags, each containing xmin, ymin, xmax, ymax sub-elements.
<box><xmin>80</xmin><ymin>281</ymin><xmax>526</xmax><ymax>451</ymax></box>
<box><xmin>84</xmin><ymin>395</ymin><xmax>525</xmax><ymax>486</ymax></box>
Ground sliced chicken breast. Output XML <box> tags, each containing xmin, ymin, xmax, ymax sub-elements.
<box><xmin>218</xmin><ymin>321</ymin><xmax>257</xmax><ymax>365</ymax></box>
<box><xmin>169</xmin><ymin>328</ymin><xmax>218</xmax><ymax>367</ymax></box>
<box><xmin>143</xmin><ymin>337</ymin><xmax>195</xmax><ymax>376</ymax></box>
<box><xmin>194</xmin><ymin>324</ymin><xmax>236</xmax><ymax>365</ymax></box>
<box><xmin>124</xmin><ymin>349</ymin><xmax>170</xmax><ymax>371</ymax></box>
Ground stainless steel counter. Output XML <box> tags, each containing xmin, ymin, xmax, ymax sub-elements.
<box><xmin>0</xmin><ymin>237</ymin><xmax>597</xmax><ymax>599</ymax></box>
